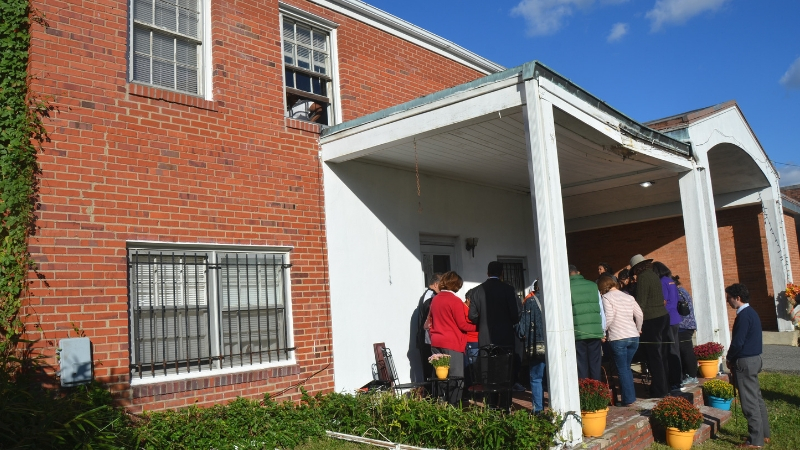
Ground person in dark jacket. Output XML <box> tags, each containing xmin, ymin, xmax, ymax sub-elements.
<box><xmin>630</xmin><ymin>254</ymin><xmax>671</xmax><ymax>398</ymax></box>
<box><xmin>416</xmin><ymin>273</ymin><xmax>442</xmax><ymax>381</ymax></box>
<box><xmin>468</xmin><ymin>261</ymin><xmax>519</xmax><ymax>351</ymax></box>
<box><xmin>653</xmin><ymin>261</ymin><xmax>683</xmax><ymax>390</ymax></box>
<box><xmin>725</xmin><ymin>283</ymin><xmax>771</xmax><ymax>448</ymax></box>
<box><xmin>674</xmin><ymin>275</ymin><xmax>698</xmax><ymax>385</ymax></box>
<box><xmin>569</xmin><ymin>265</ymin><xmax>605</xmax><ymax>381</ymax></box>
<box><xmin>517</xmin><ymin>281</ymin><xmax>546</xmax><ymax>412</ymax></box>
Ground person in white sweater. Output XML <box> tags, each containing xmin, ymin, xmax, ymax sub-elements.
<box><xmin>599</xmin><ymin>275</ymin><xmax>644</xmax><ymax>406</ymax></box>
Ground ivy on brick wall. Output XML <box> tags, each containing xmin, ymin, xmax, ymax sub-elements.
<box><xmin>0</xmin><ymin>0</ymin><xmax>49</xmax><ymax>359</ymax></box>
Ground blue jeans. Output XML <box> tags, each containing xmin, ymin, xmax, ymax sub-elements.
<box><xmin>609</xmin><ymin>338</ymin><xmax>639</xmax><ymax>405</ymax></box>
<box><xmin>464</xmin><ymin>341</ymin><xmax>479</xmax><ymax>388</ymax></box>
<box><xmin>529</xmin><ymin>359</ymin><xmax>546</xmax><ymax>412</ymax></box>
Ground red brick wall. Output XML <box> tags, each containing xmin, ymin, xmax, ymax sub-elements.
<box><xmin>27</xmin><ymin>0</ymin><xmax>484</xmax><ymax>412</ymax></box>
<box><xmin>785</xmin><ymin>213</ymin><xmax>800</xmax><ymax>282</ymax></box>
<box><xmin>566</xmin><ymin>205</ymin><xmax>781</xmax><ymax>332</ymax></box>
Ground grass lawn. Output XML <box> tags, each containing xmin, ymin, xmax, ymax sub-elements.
<box><xmin>647</xmin><ymin>372</ymin><xmax>800</xmax><ymax>449</ymax></box>
<box><xmin>295</xmin><ymin>438</ymin><xmax>372</xmax><ymax>449</ymax></box>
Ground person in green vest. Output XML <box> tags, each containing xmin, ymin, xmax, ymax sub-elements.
<box><xmin>569</xmin><ymin>265</ymin><xmax>606</xmax><ymax>381</ymax></box>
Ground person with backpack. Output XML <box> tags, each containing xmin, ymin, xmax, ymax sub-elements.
<box><xmin>517</xmin><ymin>280</ymin><xmax>546</xmax><ymax>413</ymax></box>
<box><xmin>416</xmin><ymin>273</ymin><xmax>442</xmax><ymax>382</ymax></box>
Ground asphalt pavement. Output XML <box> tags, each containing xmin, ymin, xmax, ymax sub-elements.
<box><xmin>761</xmin><ymin>344</ymin><xmax>800</xmax><ymax>375</ymax></box>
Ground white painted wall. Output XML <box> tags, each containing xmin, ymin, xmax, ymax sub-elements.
<box><xmin>324</xmin><ymin>160</ymin><xmax>537</xmax><ymax>392</ymax></box>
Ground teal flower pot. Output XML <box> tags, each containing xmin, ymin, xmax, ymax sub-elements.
<box><xmin>706</xmin><ymin>395</ymin><xmax>732</xmax><ymax>410</ymax></box>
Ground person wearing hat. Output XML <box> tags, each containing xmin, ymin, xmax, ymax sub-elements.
<box><xmin>630</xmin><ymin>254</ymin><xmax>671</xmax><ymax>398</ymax></box>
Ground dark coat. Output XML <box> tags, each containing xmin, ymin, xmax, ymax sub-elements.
<box><xmin>468</xmin><ymin>278</ymin><xmax>519</xmax><ymax>348</ymax></box>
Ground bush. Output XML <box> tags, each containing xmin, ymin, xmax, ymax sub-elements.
<box><xmin>651</xmin><ymin>396</ymin><xmax>704</xmax><ymax>432</ymax></box>
<box><xmin>702</xmin><ymin>379</ymin><xmax>734</xmax><ymax>400</ymax></box>
<box><xmin>134</xmin><ymin>390</ymin><xmax>560</xmax><ymax>450</ymax></box>
<box><xmin>578</xmin><ymin>378</ymin><xmax>611</xmax><ymax>412</ymax></box>
<box><xmin>0</xmin><ymin>374</ymin><xmax>133</xmax><ymax>449</ymax></box>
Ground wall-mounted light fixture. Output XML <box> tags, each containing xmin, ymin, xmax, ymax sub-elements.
<box><xmin>639</xmin><ymin>181</ymin><xmax>655</xmax><ymax>188</ymax></box>
<box><xmin>465</xmin><ymin>238</ymin><xmax>479</xmax><ymax>258</ymax></box>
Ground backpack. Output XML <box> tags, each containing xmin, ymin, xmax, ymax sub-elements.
<box><xmin>520</xmin><ymin>294</ymin><xmax>546</xmax><ymax>361</ymax></box>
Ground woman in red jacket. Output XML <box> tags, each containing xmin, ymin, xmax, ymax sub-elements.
<box><xmin>429</xmin><ymin>271</ymin><xmax>476</xmax><ymax>405</ymax></box>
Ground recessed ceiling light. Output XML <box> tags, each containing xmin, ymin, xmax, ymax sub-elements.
<box><xmin>640</xmin><ymin>181</ymin><xmax>654</xmax><ymax>188</ymax></box>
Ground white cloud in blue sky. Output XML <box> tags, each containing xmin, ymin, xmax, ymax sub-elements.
<box><xmin>780</xmin><ymin>57</ymin><xmax>800</xmax><ymax>90</ymax></box>
<box><xmin>778</xmin><ymin>165</ymin><xmax>800</xmax><ymax>187</ymax></box>
<box><xmin>646</xmin><ymin>0</ymin><xmax>730</xmax><ymax>31</ymax></box>
<box><xmin>511</xmin><ymin>0</ymin><xmax>594</xmax><ymax>36</ymax></box>
<box><xmin>607</xmin><ymin>23</ymin><xmax>629</xmax><ymax>42</ymax></box>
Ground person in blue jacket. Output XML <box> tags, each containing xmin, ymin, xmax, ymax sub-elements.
<box><xmin>725</xmin><ymin>283</ymin><xmax>771</xmax><ymax>449</ymax></box>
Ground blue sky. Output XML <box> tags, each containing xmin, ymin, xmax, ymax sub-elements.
<box><xmin>365</xmin><ymin>0</ymin><xmax>800</xmax><ymax>186</ymax></box>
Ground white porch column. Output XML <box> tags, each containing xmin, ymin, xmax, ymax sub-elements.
<box><xmin>679</xmin><ymin>160</ymin><xmax>730</xmax><ymax>348</ymax></box>
<box><xmin>522</xmin><ymin>77</ymin><xmax>582</xmax><ymax>444</ymax></box>
<box><xmin>760</xmin><ymin>185</ymin><xmax>794</xmax><ymax>331</ymax></box>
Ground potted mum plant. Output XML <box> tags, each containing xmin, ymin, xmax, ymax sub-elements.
<box><xmin>693</xmin><ymin>342</ymin><xmax>724</xmax><ymax>378</ymax></box>
<box><xmin>579</xmin><ymin>378</ymin><xmax>612</xmax><ymax>437</ymax></box>
<box><xmin>651</xmin><ymin>396</ymin><xmax>704</xmax><ymax>450</ymax></box>
<box><xmin>702</xmin><ymin>379</ymin><xmax>734</xmax><ymax>411</ymax></box>
<box><xmin>428</xmin><ymin>353</ymin><xmax>451</xmax><ymax>379</ymax></box>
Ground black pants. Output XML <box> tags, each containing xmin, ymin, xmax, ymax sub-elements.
<box><xmin>418</xmin><ymin>343</ymin><xmax>433</xmax><ymax>381</ymax></box>
<box><xmin>666</xmin><ymin>324</ymin><xmax>683</xmax><ymax>387</ymax></box>
<box><xmin>641</xmin><ymin>315</ymin><xmax>670</xmax><ymax>397</ymax></box>
<box><xmin>575</xmin><ymin>338</ymin><xmax>602</xmax><ymax>381</ymax></box>
<box><xmin>678</xmin><ymin>330</ymin><xmax>697</xmax><ymax>378</ymax></box>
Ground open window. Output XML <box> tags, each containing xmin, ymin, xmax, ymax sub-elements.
<box><xmin>281</xmin><ymin>13</ymin><xmax>337</xmax><ymax>126</ymax></box>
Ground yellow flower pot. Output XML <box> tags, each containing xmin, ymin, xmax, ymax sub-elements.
<box><xmin>435</xmin><ymin>366</ymin><xmax>449</xmax><ymax>380</ymax></box>
<box><xmin>581</xmin><ymin>407</ymin><xmax>608</xmax><ymax>437</ymax></box>
<box><xmin>698</xmin><ymin>359</ymin><xmax>719</xmax><ymax>379</ymax></box>
<box><xmin>666</xmin><ymin>427</ymin><xmax>696</xmax><ymax>450</ymax></box>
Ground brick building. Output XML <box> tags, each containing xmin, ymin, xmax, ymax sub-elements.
<box><xmin>27</xmin><ymin>0</ymin><xmax>499</xmax><ymax>412</ymax></box>
<box><xmin>27</xmin><ymin>0</ymin><xmax>796</xmax><ymax>426</ymax></box>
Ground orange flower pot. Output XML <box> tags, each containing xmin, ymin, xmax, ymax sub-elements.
<box><xmin>666</xmin><ymin>427</ymin><xmax>696</xmax><ymax>450</ymax></box>
<box><xmin>698</xmin><ymin>359</ymin><xmax>719</xmax><ymax>378</ymax></box>
<box><xmin>435</xmin><ymin>366</ymin><xmax>449</xmax><ymax>380</ymax></box>
<box><xmin>581</xmin><ymin>408</ymin><xmax>608</xmax><ymax>437</ymax></box>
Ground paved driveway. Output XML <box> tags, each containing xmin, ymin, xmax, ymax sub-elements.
<box><xmin>762</xmin><ymin>344</ymin><xmax>800</xmax><ymax>374</ymax></box>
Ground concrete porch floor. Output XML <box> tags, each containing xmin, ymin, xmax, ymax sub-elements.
<box><xmin>504</xmin><ymin>367</ymin><xmax>733</xmax><ymax>450</ymax></box>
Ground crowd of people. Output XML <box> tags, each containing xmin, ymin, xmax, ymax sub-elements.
<box><xmin>415</xmin><ymin>256</ymin><xmax>772</xmax><ymax>447</ymax></box>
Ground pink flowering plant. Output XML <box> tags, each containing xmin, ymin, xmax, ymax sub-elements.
<box><xmin>428</xmin><ymin>353</ymin><xmax>451</xmax><ymax>368</ymax></box>
<box><xmin>693</xmin><ymin>342</ymin><xmax>724</xmax><ymax>361</ymax></box>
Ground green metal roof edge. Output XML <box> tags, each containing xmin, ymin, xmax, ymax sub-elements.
<box><xmin>321</xmin><ymin>60</ymin><xmax>691</xmax><ymax>157</ymax></box>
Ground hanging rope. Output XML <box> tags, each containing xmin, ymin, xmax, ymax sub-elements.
<box><xmin>414</xmin><ymin>137</ymin><xmax>422</xmax><ymax>213</ymax></box>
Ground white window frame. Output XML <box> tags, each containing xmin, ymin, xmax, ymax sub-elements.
<box><xmin>129</xmin><ymin>0</ymin><xmax>213</xmax><ymax>100</ymax></box>
<box><xmin>128</xmin><ymin>242</ymin><xmax>295</xmax><ymax>385</ymax></box>
<box><xmin>279</xmin><ymin>2</ymin><xmax>341</xmax><ymax>125</ymax></box>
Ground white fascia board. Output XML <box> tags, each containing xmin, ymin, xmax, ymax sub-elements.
<box><xmin>306</xmin><ymin>0</ymin><xmax>504</xmax><ymax>74</ymax></box>
<box><xmin>321</xmin><ymin>78</ymin><xmax>522</xmax><ymax>162</ymax></box>
<box><xmin>715</xmin><ymin>188</ymin><xmax>762</xmax><ymax>209</ymax></box>
<box><xmin>538</xmin><ymin>77</ymin><xmax>692</xmax><ymax>172</ymax></box>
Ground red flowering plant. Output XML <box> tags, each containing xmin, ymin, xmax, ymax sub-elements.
<box><xmin>693</xmin><ymin>342</ymin><xmax>724</xmax><ymax>361</ymax></box>
<box><xmin>651</xmin><ymin>396</ymin><xmax>704</xmax><ymax>432</ymax></box>
<box><xmin>579</xmin><ymin>378</ymin><xmax>612</xmax><ymax>412</ymax></box>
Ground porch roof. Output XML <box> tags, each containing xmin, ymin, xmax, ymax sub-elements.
<box><xmin>322</xmin><ymin>61</ymin><xmax>691</xmax><ymax>157</ymax></box>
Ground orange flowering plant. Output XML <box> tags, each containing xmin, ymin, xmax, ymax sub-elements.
<box><xmin>651</xmin><ymin>396</ymin><xmax>704</xmax><ymax>432</ymax></box>
<box><xmin>578</xmin><ymin>378</ymin><xmax>612</xmax><ymax>412</ymax></box>
<box><xmin>787</xmin><ymin>283</ymin><xmax>800</xmax><ymax>307</ymax></box>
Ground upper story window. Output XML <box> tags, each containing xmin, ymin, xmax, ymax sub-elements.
<box><xmin>131</xmin><ymin>0</ymin><xmax>205</xmax><ymax>95</ymax></box>
<box><xmin>281</xmin><ymin>13</ymin><xmax>337</xmax><ymax>126</ymax></box>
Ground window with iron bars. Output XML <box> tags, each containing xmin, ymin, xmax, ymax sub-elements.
<box><xmin>131</xmin><ymin>0</ymin><xmax>203</xmax><ymax>95</ymax></box>
<box><xmin>127</xmin><ymin>249</ymin><xmax>293</xmax><ymax>379</ymax></box>
<box><xmin>282</xmin><ymin>17</ymin><xmax>332</xmax><ymax>125</ymax></box>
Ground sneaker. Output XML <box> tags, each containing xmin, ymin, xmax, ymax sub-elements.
<box><xmin>512</xmin><ymin>383</ymin><xmax>526</xmax><ymax>392</ymax></box>
<box><xmin>682</xmin><ymin>376</ymin><xmax>698</xmax><ymax>386</ymax></box>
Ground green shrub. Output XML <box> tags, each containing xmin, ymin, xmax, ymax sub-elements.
<box><xmin>134</xmin><ymin>390</ymin><xmax>559</xmax><ymax>450</ymax></box>
<box><xmin>0</xmin><ymin>374</ymin><xmax>133</xmax><ymax>449</ymax></box>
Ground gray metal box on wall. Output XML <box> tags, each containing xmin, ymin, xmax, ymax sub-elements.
<box><xmin>59</xmin><ymin>337</ymin><xmax>92</xmax><ymax>387</ymax></box>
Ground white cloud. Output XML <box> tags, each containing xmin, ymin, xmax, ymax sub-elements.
<box><xmin>511</xmin><ymin>0</ymin><xmax>594</xmax><ymax>36</ymax></box>
<box><xmin>779</xmin><ymin>165</ymin><xmax>800</xmax><ymax>187</ymax></box>
<box><xmin>780</xmin><ymin>57</ymin><xmax>800</xmax><ymax>90</ymax></box>
<box><xmin>607</xmin><ymin>22</ymin><xmax>629</xmax><ymax>42</ymax></box>
<box><xmin>646</xmin><ymin>0</ymin><xmax>729</xmax><ymax>31</ymax></box>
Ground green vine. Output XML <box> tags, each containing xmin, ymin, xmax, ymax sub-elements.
<box><xmin>0</xmin><ymin>0</ymin><xmax>50</xmax><ymax>361</ymax></box>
